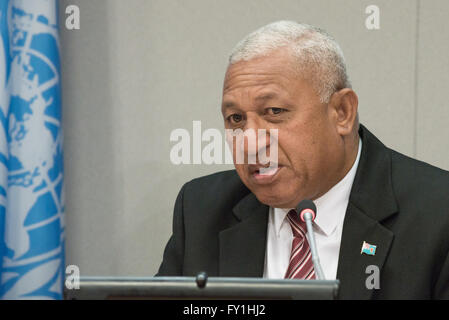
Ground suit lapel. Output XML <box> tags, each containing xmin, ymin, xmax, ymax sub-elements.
<box><xmin>219</xmin><ymin>193</ymin><xmax>269</xmax><ymax>277</ymax></box>
<box><xmin>336</xmin><ymin>203</ymin><xmax>394</xmax><ymax>299</ymax></box>
<box><xmin>337</xmin><ymin>125</ymin><xmax>398</xmax><ymax>299</ymax></box>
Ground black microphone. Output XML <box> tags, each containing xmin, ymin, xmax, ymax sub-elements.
<box><xmin>296</xmin><ymin>199</ymin><xmax>325</xmax><ymax>280</ymax></box>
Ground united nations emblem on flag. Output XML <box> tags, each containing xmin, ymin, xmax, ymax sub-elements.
<box><xmin>0</xmin><ymin>0</ymin><xmax>64</xmax><ymax>299</ymax></box>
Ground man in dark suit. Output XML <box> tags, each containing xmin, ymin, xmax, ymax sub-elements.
<box><xmin>157</xmin><ymin>21</ymin><xmax>449</xmax><ymax>299</ymax></box>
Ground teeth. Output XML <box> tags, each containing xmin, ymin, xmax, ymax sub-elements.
<box><xmin>259</xmin><ymin>166</ymin><xmax>279</xmax><ymax>176</ymax></box>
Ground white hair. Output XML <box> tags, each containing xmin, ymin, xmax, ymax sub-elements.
<box><xmin>229</xmin><ymin>21</ymin><xmax>351</xmax><ymax>103</ymax></box>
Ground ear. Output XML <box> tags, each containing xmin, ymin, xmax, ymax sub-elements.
<box><xmin>329</xmin><ymin>88</ymin><xmax>358</xmax><ymax>137</ymax></box>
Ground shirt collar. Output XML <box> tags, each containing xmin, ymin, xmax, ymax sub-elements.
<box><xmin>272</xmin><ymin>138</ymin><xmax>362</xmax><ymax>237</ymax></box>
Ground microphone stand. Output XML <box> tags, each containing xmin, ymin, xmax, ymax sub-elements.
<box><xmin>302</xmin><ymin>211</ymin><xmax>325</xmax><ymax>280</ymax></box>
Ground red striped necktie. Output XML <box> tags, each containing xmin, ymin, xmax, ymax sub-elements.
<box><xmin>284</xmin><ymin>209</ymin><xmax>316</xmax><ymax>280</ymax></box>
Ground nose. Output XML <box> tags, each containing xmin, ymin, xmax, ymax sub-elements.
<box><xmin>234</xmin><ymin>116</ymin><xmax>273</xmax><ymax>165</ymax></box>
<box><xmin>245</xmin><ymin>129</ymin><xmax>270</xmax><ymax>164</ymax></box>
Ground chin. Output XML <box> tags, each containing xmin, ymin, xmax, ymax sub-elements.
<box><xmin>239</xmin><ymin>173</ymin><xmax>300</xmax><ymax>208</ymax></box>
<box><xmin>252</xmin><ymin>189</ymin><xmax>295</xmax><ymax>209</ymax></box>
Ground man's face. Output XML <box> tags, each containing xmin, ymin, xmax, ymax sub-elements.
<box><xmin>221</xmin><ymin>49</ymin><xmax>345</xmax><ymax>208</ymax></box>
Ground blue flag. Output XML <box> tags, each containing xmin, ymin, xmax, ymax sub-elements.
<box><xmin>0</xmin><ymin>0</ymin><xmax>64</xmax><ymax>299</ymax></box>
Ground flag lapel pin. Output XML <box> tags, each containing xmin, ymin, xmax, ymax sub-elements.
<box><xmin>361</xmin><ymin>241</ymin><xmax>377</xmax><ymax>256</ymax></box>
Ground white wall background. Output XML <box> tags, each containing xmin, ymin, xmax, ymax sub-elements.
<box><xmin>59</xmin><ymin>0</ymin><xmax>449</xmax><ymax>276</ymax></box>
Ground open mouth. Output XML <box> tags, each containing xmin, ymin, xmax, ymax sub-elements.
<box><xmin>249</xmin><ymin>164</ymin><xmax>282</xmax><ymax>184</ymax></box>
<box><xmin>256</xmin><ymin>166</ymin><xmax>279</xmax><ymax>176</ymax></box>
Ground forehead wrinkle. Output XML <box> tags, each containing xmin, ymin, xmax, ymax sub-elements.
<box><xmin>222</xmin><ymin>54</ymin><xmax>303</xmax><ymax>109</ymax></box>
<box><xmin>223</xmin><ymin>72</ymin><xmax>293</xmax><ymax>94</ymax></box>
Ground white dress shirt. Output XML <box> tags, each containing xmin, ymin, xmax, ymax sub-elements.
<box><xmin>263</xmin><ymin>139</ymin><xmax>362</xmax><ymax>280</ymax></box>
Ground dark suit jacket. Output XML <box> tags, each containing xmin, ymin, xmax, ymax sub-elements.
<box><xmin>157</xmin><ymin>125</ymin><xmax>449</xmax><ymax>299</ymax></box>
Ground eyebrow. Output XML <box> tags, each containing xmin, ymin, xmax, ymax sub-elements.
<box><xmin>255</xmin><ymin>93</ymin><xmax>278</xmax><ymax>102</ymax></box>
<box><xmin>221</xmin><ymin>101</ymin><xmax>236</xmax><ymax>110</ymax></box>
<box><xmin>222</xmin><ymin>92</ymin><xmax>279</xmax><ymax>110</ymax></box>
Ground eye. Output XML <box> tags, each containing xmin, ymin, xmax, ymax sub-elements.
<box><xmin>227</xmin><ymin>113</ymin><xmax>243</xmax><ymax>124</ymax></box>
<box><xmin>266</xmin><ymin>107</ymin><xmax>285</xmax><ymax>115</ymax></box>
